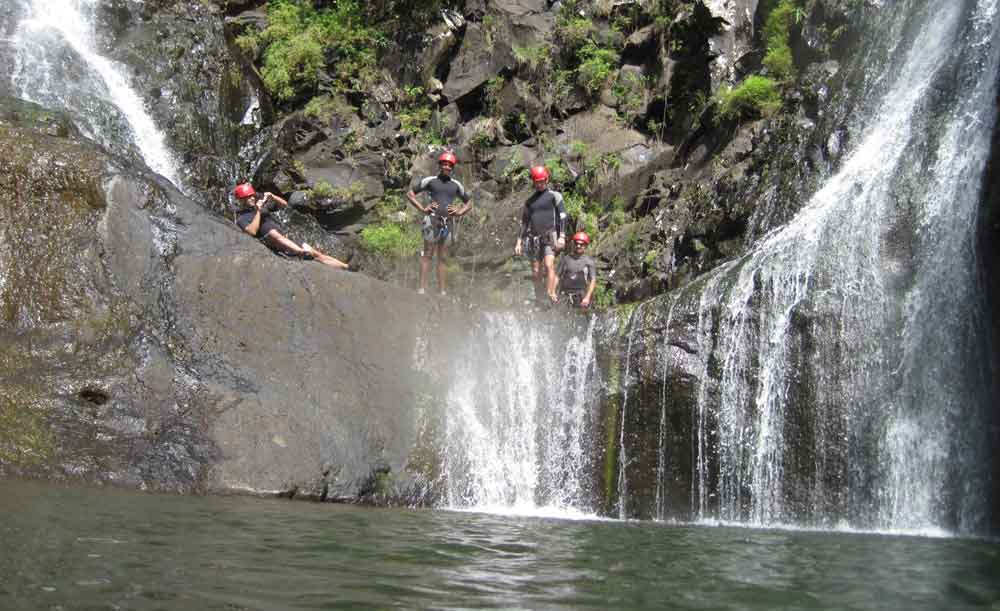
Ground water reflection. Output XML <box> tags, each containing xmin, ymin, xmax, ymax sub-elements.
<box><xmin>1</xmin><ymin>480</ymin><xmax>998</xmax><ymax>610</ymax></box>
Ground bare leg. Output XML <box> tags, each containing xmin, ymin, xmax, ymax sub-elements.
<box><xmin>312</xmin><ymin>251</ymin><xmax>349</xmax><ymax>270</ymax></box>
<box><xmin>436</xmin><ymin>245</ymin><xmax>448</xmax><ymax>294</ymax></box>
<box><xmin>264</xmin><ymin>231</ymin><xmax>348</xmax><ymax>270</ymax></box>
<box><xmin>419</xmin><ymin>241</ymin><xmax>434</xmax><ymax>291</ymax></box>
<box><xmin>531</xmin><ymin>260</ymin><xmax>545</xmax><ymax>301</ymax></box>
<box><xmin>264</xmin><ymin>230</ymin><xmax>307</xmax><ymax>256</ymax></box>
<box><xmin>543</xmin><ymin>253</ymin><xmax>558</xmax><ymax>302</ymax></box>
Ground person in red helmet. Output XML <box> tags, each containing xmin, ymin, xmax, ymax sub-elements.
<box><xmin>554</xmin><ymin>231</ymin><xmax>598</xmax><ymax>309</ymax></box>
<box><xmin>232</xmin><ymin>182</ymin><xmax>354</xmax><ymax>271</ymax></box>
<box><xmin>514</xmin><ymin>165</ymin><xmax>567</xmax><ymax>304</ymax></box>
<box><xmin>406</xmin><ymin>150</ymin><xmax>473</xmax><ymax>296</ymax></box>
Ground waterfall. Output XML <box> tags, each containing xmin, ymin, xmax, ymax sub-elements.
<box><xmin>679</xmin><ymin>0</ymin><xmax>1000</xmax><ymax>533</ymax></box>
<box><xmin>10</xmin><ymin>0</ymin><xmax>181</xmax><ymax>186</ymax></box>
<box><xmin>654</xmin><ymin>297</ymin><xmax>679</xmax><ymax>521</ymax></box>
<box><xmin>440</xmin><ymin>313</ymin><xmax>601</xmax><ymax>518</ymax></box>
<box><xmin>615</xmin><ymin>303</ymin><xmax>645</xmax><ymax>519</ymax></box>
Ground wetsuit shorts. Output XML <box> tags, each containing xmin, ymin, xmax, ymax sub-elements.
<box><xmin>236</xmin><ymin>210</ymin><xmax>282</xmax><ymax>239</ymax></box>
<box><xmin>422</xmin><ymin>214</ymin><xmax>454</xmax><ymax>247</ymax></box>
<box><xmin>526</xmin><ymin>232</ymin><xmax>556</xmax><ymax>261</ymax></box>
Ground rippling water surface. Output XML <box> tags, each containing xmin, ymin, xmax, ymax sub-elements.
<box><xmin>2</xmin><ymin>480</ymin><xmax>998</xmax><ymax>610</ymax></box>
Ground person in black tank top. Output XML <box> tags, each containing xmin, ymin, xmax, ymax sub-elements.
<box><xmin>513</xmin><ymin>165</ymin><xmax>567</xmax><ymax>304</ymax></box>
<box><xmin>232</xmin><ymin>183</ymin><xmax>353</xmax><ymax>270</ymax></box>
<box><xmin>406</xmin><ymin>152</ymin><xmax>473</xmax><ymax>296</ymax></box>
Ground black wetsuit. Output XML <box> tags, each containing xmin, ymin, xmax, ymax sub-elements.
<box><xmin>519</xmin><ymin>189</ymin><xmax>567</xmax><ymax>258</ymax></box>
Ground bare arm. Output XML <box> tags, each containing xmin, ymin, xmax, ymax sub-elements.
<box><xmin>514</xmin><ymin>205</ymin><xmax>529</xmax><ymax>255</ymax></box>
<box><xmin>406</xmin><ymin>190</ymin><xmax>429</xmax><ymax>214</ymax></box>
<box><xmin>262</xmin><ymin>192</ymin><xmax>288</xmax><ymax>208</ymax></box>
<box><xmin>582</xmin><ymin>278</ymin><xmax>597</xmax><ymax>307</ymax></box>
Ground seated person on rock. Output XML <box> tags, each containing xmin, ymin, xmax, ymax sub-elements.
<box><xmin>232</xmin><ymin>183</ymin><xmax>353</xmax><ymax>271</ymax></box>
<box><xmin>554</xmin><ymin>231</ymin><xmax>597</xmax><ymax>309</ymax></box>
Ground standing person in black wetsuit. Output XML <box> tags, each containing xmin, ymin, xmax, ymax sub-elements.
<box><xmin>406</xmin><ymin>151</ymin><xmax>473</xmax><ymax>296</ymax></box>
<box><xmin>513</xmin><ymin>165</ymin><xmax>567</xmax><ymax>304</ymax></box>
<box><xmin>233</xmin><ymin>183</ymin><xmax>353</xmax><ymax>271</ymax></box>
<box><xmin>555</xmin><ymin>231</ymin><xmax>598</xmax><ymax>309</ymax></box>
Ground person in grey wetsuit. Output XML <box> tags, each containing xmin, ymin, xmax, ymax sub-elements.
<box><xmin>513</xmin><ymin>165</ymin><xmax>567</xmax><ymax>304</ymax></box>
<box><xmin>555</xmin><ymin>231</ymin><xmax>598</xmax><ymax>309</ymax></box>
<box><xmin>406</xmin><ymin>151</ymin><xmax>473</xmax><ymax>296</ymax></box>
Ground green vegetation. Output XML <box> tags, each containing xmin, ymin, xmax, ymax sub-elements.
<box><xmin>236</xmin><ymin>0</ymin><xmax>383</xmax><ymax>102</ymax></box>
<box><xmin>762</xmin><ymin>0</ymin><xmax>801</xmax><ymax>82</ymax></box>
<box><xmin>602</xmin><ymin>347</ymin><xmax>621</xmax><ymax>507</ymax></box>
<box><xmin>309</xmin><ymin>180</ymin><xmax>364</xmax><ymax>203</ymax></box>
<box><xmin>0</xmin><ymin>391</ymin><xmax>53</xmax><ymax>468</ymax></box>
<box><xmin>303</xmin><ymin>94</ymin><xmax>352</xmax><ymax>123</ymax></box>
<box><xmin>591</xmin><ymin>281</ymin><xmax>616</xmax><ymax>309</ymax></box>
<box><xmin>360</xmin><ymin>222</ymin><xmax>422</xmax><ymax>258</ymax></box>
<box><xmin>484</xmin><ymin>76</ymin><xmax>505</xmax><ymax>116</ymax></box>
<box><xmin>513</xmin><ymin>44</ymin><xmax>552</xmax><ymax>76</ymax></box>
<box><xmin>613</xmin><ymin>71</ymin><xmax>648</xmax><ymax>127</ymax></box>
<box><xmin>555</xmin><ymin>15</ymin><xmax>595</xmax><ymax>51</ymax></box>
<box><xmin>576</xmin><ymin>42</ymin><xmax>619</xmax><ymax>95</ymax></box>
<box><xmin>715</xmin><ymin>75</ymin><xmax>783</xmax><ymax>121</ymax></box>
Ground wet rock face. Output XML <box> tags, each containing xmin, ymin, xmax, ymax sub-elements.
<box><xmin>0</xmin><ymin>114</ymin><xmax>469</xmax><ymax>502</ymax></box>
<box><xmin>703</xmin><ymin>0</ymin><xmax>760</xmax><ymax>87</ymax></box>
<box><xmin>980</xmin><ymin>103</ymin><xmax>1000</xmax><ymax>533</ymax></box>
<box><xmin>94</xmin><ymin>0</ymin><xmax>263</xmax><ymax>207</ymax></box>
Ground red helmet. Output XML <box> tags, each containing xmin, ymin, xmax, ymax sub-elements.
<box><xmin>438</xmin><ymin>152</ymin><xmax>458</xmax><ymax>166</ymax></box>
<box><xmin>572</xmin><ymin>231</ymin><xmax>591</xmax><ymax>245</ymax></box>
<box><xmin>234</xmin><ymin>183</ymin><xmax>255</xmax><ymax>198</ymax></box>
<box><xmin>529</xmin><ymin>165</ymin><xmax>549</xmax><ymax>181</ymax></box>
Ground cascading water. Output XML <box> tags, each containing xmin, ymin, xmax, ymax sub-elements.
<box><xmin>10</xmin><ymin>0</ymin><xmax>180</xmax><ymax>186</ymax></box>
<box><xmin>666</xmin><ymin>0</ymin><xmax>1000</xmax><ymax>533</ymax></box>
<box><xmin>440</xmin><ymin>313</ymin><xmax>601</xmax><ymax>517</ymax></box>
<box><xmin>455</xmin><ymin>0</ymin><xmax>998</xmax><ymax>532</ymax></box>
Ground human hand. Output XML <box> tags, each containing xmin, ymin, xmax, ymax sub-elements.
<box><xmin>581</xmin><ymin>297</ymin><xmax>591</xmax><ymax>309</ymax></box>
<box><xmin>556</xmin><ymin>236</ymin><xmax>566</xmax><ymax>251</ymax></box>
<box><xmin>427</xmin><ymin>202</ymin><xmax>439</xmax><ymax>214</ymax></box>
<box><xmin>514</xmin><ymin>242</ymin><xmax>522</xmax><ymax>257</ymax></box>
<box><xmin>447</xmin><ymin>204</ymin><xmax>461</xmax><ymax>217</ymax></box>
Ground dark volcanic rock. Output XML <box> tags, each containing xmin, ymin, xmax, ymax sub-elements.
<box><xmin>0</xmin><ymin>115</ymin><xmax>466</xmax><ymax>503</ymax></box>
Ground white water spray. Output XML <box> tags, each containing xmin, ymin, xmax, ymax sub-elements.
<box><xmin>440</xmin><ymin>313</ymin><xmax>600</xmax><ymax>518</ymax></box>
<box><xmin>681</xmin><ymin>0</ymin><xmax>999</xmax><ymax>531</ymax></box>
<box><xmin>11</xmin><ymin>0</ymin><xmax>181</xmax><ymax>186</ymax></box>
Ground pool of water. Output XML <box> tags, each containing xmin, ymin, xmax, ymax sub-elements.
<box><xmin>2</xmin><ymin>480</ymin><xmax>998</xmax><ymax>610</ymax></box>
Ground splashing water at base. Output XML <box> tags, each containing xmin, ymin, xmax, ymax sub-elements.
<box><xmin>440</xmin><ymin>313</ymin><xmax>601</xmax><ymax>518</ymax></box>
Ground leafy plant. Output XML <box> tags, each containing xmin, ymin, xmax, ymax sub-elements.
<box><xmin>309</xmin><ymin>180</ymin><xmax>365</xmax><ymax>202</ymax></box>
<box><xmin>714</xmin><ymin>75</ymin><xmax>782</xmax><ymax>121</ymax></box>
<box><xmin>613</xmin><ymin>71</ymin><xmax>648</xmax><ymax>127</ymax></box>
<box><xmin>555</xmin><ymin>16</ymin><xmax>594</xmax><ymax>51</ymax></box>
<box><xmin>591</xmin><ymin>281</ymin><xmax>616</xmax><ymax>309</ymax></box>
<box><xmin>484</xmin><ymin>76</ymin><xmax>505</xmax><ymax>116</ymax></box>
<box><xmin>248</xmin><ymin>0</ymin><xmax>384</xmax><ymax>102</ymax></box>
<box><xmin>399</xmin><ymin>106</ymin><xmax>432</xmax><ymax>136</ymax></box>
<box><xmin>310</xmin><ymin>180</ymin><xmax>337</xmax><ymax>199</ymax></box>
<box><xmin>576</xmin><ymin>42</ymin><xmax>619</xmax><ymax>95</ymax></box>
<box><xmin>360</xmin><ymin>222</ymin><xmax>422</xmax><ymax>257</ymax></box>
<box><xmin>303</xmin><ymin>94</ymin><xmax>352</xmax><ymax>123</ymax></box>
<box><xmin>762</xmin><ymin>0</ymin><xmax>800</xmax><ymax>82</ymax></box>
<box><xmin>513</xmin><ymin>44</ymin><xmax>552</xmax><ymax>76</ymax></box>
